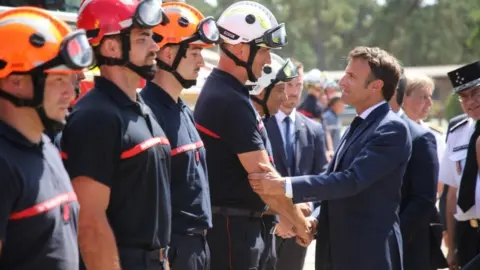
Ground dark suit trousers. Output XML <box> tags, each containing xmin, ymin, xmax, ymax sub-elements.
<box><xmin>273</xmin><ymin>236</ymin><xmax>307</xmax><ymax>270</ymax></box>
<box><xmin>456</xmin><ymin>221</ymin><xmax>480</xmax><ymax>267</ymax></box>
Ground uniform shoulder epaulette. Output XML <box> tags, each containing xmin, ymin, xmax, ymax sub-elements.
<box><xmin>450</xmin><ymin>117</ymin><xmax>468</xmax><ymax>133</ymax></box>
<box><xmin>428</xmin><ymin>124</ymin><xmax>444</xmax><ymax>134</ymax></box>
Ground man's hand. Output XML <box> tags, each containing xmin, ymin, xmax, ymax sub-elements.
<box><xmin>275</xmin><ymin>216</ymin><xmax>296</xmax><ymax>239</ymax></box>
<box><xmin>298</xmin><ymin>202</ymin><xmax>312</xmax><ymax>216</ymax></box>
<box><xmin>295</xmin><ymin>217</ymin><xmax>317</xmax><ymax>247</ymax></box>
<box><xmin>248</xmin><ymin>163</ymin><xmax>286</xmax><ymax>196</ymax></box>
<box><xmin>447</xmin><ymin>249</ymin><xmax>459</xmax><ymax>270</ymax></box>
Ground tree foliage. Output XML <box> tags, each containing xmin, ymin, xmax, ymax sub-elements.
<box><xmin>187</xmin><ymin>0</ymin><xmax>480</xmax><ymax>70</ymax></box>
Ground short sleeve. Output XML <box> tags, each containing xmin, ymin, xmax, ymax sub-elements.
<box><xmin>0</xmin><ymin>158</ymin><xmax>19</xmax><ymax>241</ymax></box>
<box><xmin>61</xmin><ymin>109</ymin><xmax>122</xmax><ymax>187</ymax></box>
<box><xmin>439</xmin><ymin>146</ymin><xmax>458</xmax><ymax>188</ymax></box>
<box><xmin>220</xmin><ymin>100</ymin><xmax>265</xmax><ymax>154</ymax></box>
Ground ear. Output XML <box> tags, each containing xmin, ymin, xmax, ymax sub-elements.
<box><xmin>370</xmin><ymin>79</ymin><xmax>384</xmax><ymax>93</ymax></box>
<box><xmin>100</xmin><ymin>38</ymin><xmax>122</xmax><ymax>58</ymax></box>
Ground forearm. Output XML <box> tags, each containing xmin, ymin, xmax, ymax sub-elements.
<box><xmin>262</xmin><ymin>194</ymin><xmax>306</xmax><ymax>230</ymax></box>
<box><xmin>79</xmin><ymin>215</ymin><xmax>121</xmax><ymax>270</ymax></box>
<box><xmin>446</xmin><ymin>187</ymin><xmax>457</xmax><ymax>250</ymax></box>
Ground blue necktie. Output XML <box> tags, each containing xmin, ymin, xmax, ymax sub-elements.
<box><xmin>284</xmin><ymin>116</ymin><xmax>295</xmax><ymax>176</ymax></box>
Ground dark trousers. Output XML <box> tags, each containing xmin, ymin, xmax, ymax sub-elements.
<box><xmin>259</xmin><ymin>216</ymin><xmax>277</xmax><ymax>270</ymax></box>
<box><xmin>168</xmin><ymin>233</ymin><xmax>210</xmax><ymax>270</ymax></box>
<box><xmin>274</xmin><ymin>237</ymin><xmax>307</xmax><ymax>270</ymax></box>
<box><xmin>455</xmin><ymin>221</ymin><xmax>480</xmax><ymax>267</ymax></box>
<box><xmin>117</xmin><ymin>247</ymin><xmax>167</xmax><ymax>270</ymax></box>
<box><xmin>208</xmin><ymin>214</ymin><xmax>275</xmax><ymax>270</ymax></box>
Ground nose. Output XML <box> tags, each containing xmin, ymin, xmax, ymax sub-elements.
<box><xmin>151</xmin><ymin>39</ymin><xmax>160</xmax><ymax>52</ymax></box>
<box><xmin>199</xmin><ymin>55</ymin><xmax>206</xmax><ymax>68</ymax></box>
<box><xmin>265</xmin><ymin>52</ymin><xmax>272</xmax><ymax>65</ymax></box>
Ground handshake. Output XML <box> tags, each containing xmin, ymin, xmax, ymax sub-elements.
<box><xmin>275</xmin><ymin>203</ymin><xmax>318</xmax><ymax>247</ymax></box>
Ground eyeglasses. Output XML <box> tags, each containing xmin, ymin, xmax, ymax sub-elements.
<box><xmin>458</xmin><ymin>87</ymin><xmax>480</xmax><ymax>103</ymax></box>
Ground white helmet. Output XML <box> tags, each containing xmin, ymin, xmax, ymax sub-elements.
<box><xmin>217</xmin><ymin>1</ymin><xmax>287</xmax><ymax>82</ymax></box>
<box><xmin>247</xmin><ymin>53</ymin><xmax>298</xmax><ymax>118</ymax></box>
<box><xmin>304</xmin><ymin>68</ymin><xmax>329</xmax><ymax>88</ymax></box>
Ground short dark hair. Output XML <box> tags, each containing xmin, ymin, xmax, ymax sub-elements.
<box><xmin>328</xmin><ymin>95</ymin><xmax>342</xmax><ymax>108</ymax></box>
<box><xmin>396</xmin><ymin>75</ymin><xmax>406</xmax><ymax>106</ymax></box>
<box><xmin>348</xmin><ymin>46</ymin><xmax>402</xmax><ymax>102</ymax></box>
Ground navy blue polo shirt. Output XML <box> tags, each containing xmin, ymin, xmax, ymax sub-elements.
<box><xmin>140</xmin><ymin>82</ymin><xmax>212</xmax><ymax>234</ymax></box>
<box><xmin>194</xmin><ymin>68</ymin><xmax>274</xmax><ymax>211</ymax></box>
<box><xmin>0</xmin><ymin>121</ymin><xmax>79</xmax><ymax>270</ymax></box>
<box><xmin>61</xmin><ymin>77</ymin><xmax>172</xmax><ymax>250</ymax></box>
<box><xmin>298</xmin><ymin>94</ymin><xmax>324</xmax><ymax>120</ymax></box>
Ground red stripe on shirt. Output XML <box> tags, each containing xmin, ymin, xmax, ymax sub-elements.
<box><xmin>171</xmin><ymin>141</ymin><xmax>204</xmax><ymax>156</ymax></box>
<box><xmin>9</xmin><ymin>192</ymin><xmax>78</xmax><ymax>220</ymax></box>
<box><xmin>195</xmin><ymin>123</ymin><xmax>221</xmax><ymax>139</ymax></box>
<box><xmin>121</xmin><ymin>137</ymin><xmax>170</xmax><ymax>159</ymax></box>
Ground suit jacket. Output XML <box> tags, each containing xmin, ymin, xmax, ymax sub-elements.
<box><xmin>398</xmin><ymin>114</ymin><xmax>439</xmax><ymax>270</ymax></box>
<box><xmin>265</xmin><ymin>112</ymin><xmax>328</xmax><ymax>177</ymax></box>
<box><xmin>291</xmin><ymin>103</ymin><xmax>412</xmax><ymax>270</ymax></box>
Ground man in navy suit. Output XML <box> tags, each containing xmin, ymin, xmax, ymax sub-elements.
<box><xmin>265</xmin><ymin>59</ymin><xmax>328</xmax><ymax>270</ymax></box>
<box><xmin>389</xmin><ymin>76</ymin><xmax>441</xmax><ymax>270</ymax></box>
<box><xmin>249</xmin><ymin>46</ymin><xmax>411</xmax><ymax>270</ymax></box>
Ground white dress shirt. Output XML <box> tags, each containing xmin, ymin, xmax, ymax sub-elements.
<box><xmin>440</xmin><ymin>118</ymin><xmax>480</xmax><ymax>220</ymax></box>
<box><xmin>275</xmin><ymin>108</ymin><xmax>296</xmax><ymax>152</ymax></box>
<box><xmin>285</xmin><ymin>101</ymin><xmax>386</xmax><ymax>198</ymax></box>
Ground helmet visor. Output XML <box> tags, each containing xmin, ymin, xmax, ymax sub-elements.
<box><xmin>62</xmin><ymin>30</ymin><xmax>93</xmax><ymax>70</ymax></box>
<box><xmin>255</xmin><ymin>23</ymin><xmax>287</xmax><ymax>49</ymax></box>
<box><xmin>276</xmin><ymin>58</ymin><xmax>298</xmax><ymax>82</ymax></box>
<box><xmin>135</xmin><ymin>0</ymin><xmax>167</xmax><ymax>28</ymax></box>
<box><xmin>198</xmin><ymin>17</ymin><xmax>220</xmax><ymax>44</ymax></box>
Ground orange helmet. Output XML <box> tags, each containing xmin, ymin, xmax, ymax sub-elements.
<box><xmin>152</xmin><ymin>2</ymin><xmax>219</xmax><ymax>88</ymax></box>
<box><xmin>0</xmin><ymin>7</ymin><xmax>92</xmax><ymax>78</ymax></box>
<box><xmin>0</xmin><ymin>7</ymin><xmax>93</xmax><ymax>131</ymax></box>
<box><xmin>77</xmin><ymin>0</ymin><xmax>169</xmax><ymax>80</ymax></box>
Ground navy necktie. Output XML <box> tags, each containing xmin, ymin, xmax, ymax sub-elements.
<box><xmin>284</xmin><ymin>116</ymin><xmax>295</xmax><ymax>176</ymax></box>
<box><xmin>344</xmin><ymin>116</ymin><xmax>363</xmax><ymax>142</ymax></box>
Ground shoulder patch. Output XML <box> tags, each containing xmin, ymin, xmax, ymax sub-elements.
<box><xmin>450</xmin><ymin>118</ymin><xmax>468</xmax><ymax>133</ymax></box>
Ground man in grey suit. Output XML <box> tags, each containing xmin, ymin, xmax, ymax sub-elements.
<box><xmin>249</xmin><ymin>46</ymin><xmax>411</xmax><ymax>270</ymax></box>
<box><xmin>265</xmin><ymin>59</ymin><xmax>328</xmax><ymax>270</ymax></box>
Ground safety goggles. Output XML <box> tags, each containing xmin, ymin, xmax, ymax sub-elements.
<box><xmin>183</xmin><ymin>17</ymin><xmax>220</xmax><ymax>45</ymax></box>
<box><xmin>135</xmin><ymin>0</ymin><xmax>169</xmax><ymax>28</ymax></box>
<box><xmin>275</xmin><ymin>58</ymin><xmax>298</xmax><ymax>82</ymax></box>
<box><xmin>253</xmin><ymin>23</ymin><xmax>287</xmax><ymax>49</ymax></box>
<box><xmin>33</xmin><ymin>30</ymin><xmax>93</xmax><ymax>73</ymax></box>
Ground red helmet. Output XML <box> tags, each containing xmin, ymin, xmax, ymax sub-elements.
<box><xmin>78</xmin><ymin>0</ymin><xmax>168</xmax><ymax>46</ymax></box>
<box><xmin>77</xmin><ymin>0</ymin><xmax>169</xmax><ymax>79</ymax></box>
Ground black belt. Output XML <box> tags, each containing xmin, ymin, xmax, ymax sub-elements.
<box><xmin>212</xmin><ymin>206</ymin><xmax>264</xmax><ymax>218</ymax></box>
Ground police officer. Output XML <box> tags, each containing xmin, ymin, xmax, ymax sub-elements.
<box><xmin>60</xmin><ymin>0</ymin><xmax>172</xmax><ymax>269</ymax></box>
<box><xmin>0</xmin><ymin>6</ymin><xmax>92</xmax><ymax>269</ymax></box>
<box><xmin>194</xmin><ymin>2</ymin><xmax>311</xmax><ymax>269</ymax></box>
<box><xmin>140</xmin><ymin>2</ymin><xmax>219</xmax><ymax>269</ymax></box>
<box><xmin>247</xmin><ymin>53</ymin><xmax>298</xmax><ymax>269</ymax></box>
<box><xmin>440</xmin><ymin>61</ymin><xmax>480</xmax><ymax>269</ymax></box>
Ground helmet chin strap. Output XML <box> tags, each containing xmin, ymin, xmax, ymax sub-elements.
<box><xmin>220</xmin><ymin>43</ymin><xmax>259</xmax><ymax>82</ymax></box>
<box><xmin>156</xmin><ymin>43</ymin><xmax>197</xmax><ymax>89</ymax></box>
<box><xmin>0</xmin><ymin>73</ymin><xmax>65</xmax><ymax>133</ymax></box>
<box><xmin>250</xmin><ymin>83</ymin><xmax>275</xmax><ymax>118</ymax></box>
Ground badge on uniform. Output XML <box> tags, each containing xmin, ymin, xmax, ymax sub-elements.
<box><xmin>453</xmin><ymin>145</ymin><xmax>469</xmax><ymax>152</ymax></box>
<box><xmin>457</xmin><ymin>161</ymin><xmax>463</xmax><ymax>175</ymax></box>
<box><xmin>470</xmin><ymin>219</ymin><xmax>479</xmax><ymax>228</ymax></box>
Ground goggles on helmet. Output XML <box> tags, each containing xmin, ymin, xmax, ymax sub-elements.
<box><xmin>135</xmin><ymin>0</ymin><xmax>169</xmax><ymax>28</ymax></box>
<box><xmin>32</xmin><ymin>30</ymin><xmax>93</xmax><ymax>73</ymax></box>
<box><xmin>275</xmin><ymin>58</ymin><xmax>298</xmax><ymax>83</ymax></box>
<box><xmin>253</xmin><ymin>23</ymin><xmax>287</xmax><ymax>49</ymax></box>
<box><xmin>182</xmin><ymin>17</ymin><xmax>220</xmax><ymax>45</ymax></box>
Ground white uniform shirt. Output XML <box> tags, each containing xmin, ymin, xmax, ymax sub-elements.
<box><xmin>439</xmin><ymin>118</ymin><xmax>480</xmax><ymax>221</ymax></box>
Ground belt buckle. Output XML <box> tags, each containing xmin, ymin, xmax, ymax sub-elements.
<box><xmin>470</xmin><ymin>219</ymin><xmax>479</xmax><ymax>228</ymax></box>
